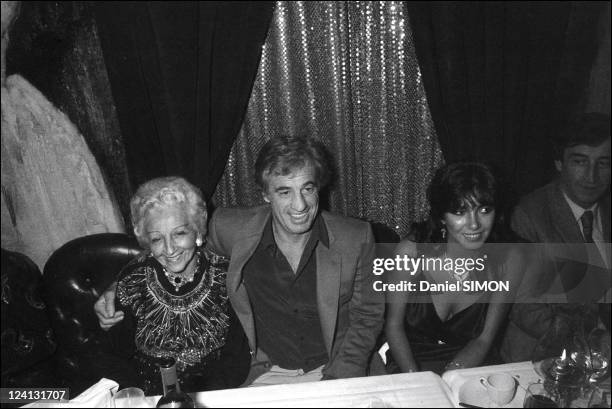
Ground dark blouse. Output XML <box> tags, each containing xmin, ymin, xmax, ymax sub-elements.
<box><xmin>390</xmin><ymin>293</ymin><xmax>489</xmax><ymax>374</ymax></box>
<box><xmin>386</xmin><ymin>246</ymin><xmax>500</xmax><ymax>374</ymax></box>
<box><xmin>106</xmin><ymin>247</ymin><xmax>250</xmax><ymax>395</ymax></box>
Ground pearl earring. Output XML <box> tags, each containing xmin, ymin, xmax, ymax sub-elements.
<box><xmin>196</xmin><ymin>236</ymin><xmax>203</xmax><ymax>247</ymax></box>
<box><xmin>441</xmin><ymin>227</ymin><xmax>447</xmax><ymax>240</ymax></box>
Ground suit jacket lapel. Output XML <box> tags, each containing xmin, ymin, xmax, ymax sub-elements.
<box><xmin>600</xmin><ymin>193</ymin><xmax>611</xmax><ymax>242</ymax></box>
<box><xmin>226</xmin><ymin>208</ymin><xmax>272</xmax><ymax>352</ymax></box>
<box><xmin>596</xmin><ymin>194</ymin><xmax>611</xmax><ymax>301</ymax></box>
<box><xmin>550</xmin><ymin>182</ymin><xmax>584</xmax><ymax>243</ymax></box>
<box><xmin>543</xmin><ymin>183</ymin><xmax>580</xmax><ymax>301</ymax></box>
<box><xmin>316</xmin><ymin>213</ymin><xmax>342</xmax><ymax>355</ymax></box>
<box><xmin>549</xmin><ymin>183</ymin><xmax>611</xmax><ymax>301</ymax></box>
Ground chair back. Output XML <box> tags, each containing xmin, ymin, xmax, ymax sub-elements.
<box><xmin>1</xmin><ymin>249</ymin><xmax>56</xmax><ymax>387</ymax></box>
<box><xmin>42</xmin><ymin>233</ymin><xmax>141</xmax><ymax>384</ymax></box>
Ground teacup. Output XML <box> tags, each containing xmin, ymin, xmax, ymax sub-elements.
<box><xmin>479</xmin><ymin>373</ymin><xmax>517</xmax><ymax>406</ymax></box>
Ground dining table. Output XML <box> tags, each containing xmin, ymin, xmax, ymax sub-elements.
<box><xmin>21</xmin><ymin>371</ymin><xmax>455</xmax><ymax>408</ymax></box>
<box><xmin>145</xmin><ymin>371</ymin><xmax>455</xmax><ymax>408</ymax></box>
<box><xmin>443</xmin><ymin>361</ymin><xmax>612</xmax><ymax>408</ymax></box>
<box><xmin>21</xmin><ymin>361</ymin><xmax>611</xmax><ymax>408</ymax></box>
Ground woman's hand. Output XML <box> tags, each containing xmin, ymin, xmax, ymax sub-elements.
<box><xmin>94</xmin><ymin>282</ymin><xmax>124</xmax><ymax>330</ymax></box>
<box><xmin>448</xmin><ymin>337</ymin><xmax>491</xmax><ymax>370</ymax></box>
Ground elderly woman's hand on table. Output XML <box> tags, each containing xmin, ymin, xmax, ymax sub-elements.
<box><xmin>94</xmin><ymin>283</ymin><xmax>123</xmax><ymax>331</ymax></box>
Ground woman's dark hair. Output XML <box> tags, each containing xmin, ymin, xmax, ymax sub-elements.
<box><xmin>411</xmin><ymin>161</ymin><xmax>516</xmax><ymax>247</ymax></box>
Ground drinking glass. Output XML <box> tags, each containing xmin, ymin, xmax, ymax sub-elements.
<box><xmin>112</xmin><ymin>387</ymin><xmax>147</xmax><ymax>408</ymax></box>
<box><xmin>586</xmin><ymin>328</ymin><xmax>611</xmax><ymax>385</ymax></box>
<box><xmin>523</xmin><ymin>382</ymin><xmax>559</xmax><ymax>408</ymax></box>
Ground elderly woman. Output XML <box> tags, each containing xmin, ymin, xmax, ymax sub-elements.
<box><xmin>102</xmin><ymin>176</ymin><xmax>250</xmax><ymax>394</ymax></box>
<box><xmin>385</xmin><ymin>162</ymin><xmax>525</xmax><ymax>374</ymax></box>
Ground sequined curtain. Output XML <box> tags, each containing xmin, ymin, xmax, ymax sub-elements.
<box><xmin>213</xmin><ymin>1</ymin><xmax>443</xmax><ymax>238</ymax></box>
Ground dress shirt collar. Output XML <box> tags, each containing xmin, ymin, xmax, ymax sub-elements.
<box><xmin>562</xmin><ymin>190</ymin><xmax>599</xmax><ymax>224</ymax></box>
<box><xmin>561</xmin><ymin>190</ymin><xmax>605</xmax><ymax>246</ymax></box>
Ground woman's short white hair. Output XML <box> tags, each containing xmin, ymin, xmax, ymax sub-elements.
<box><xmin>130</xmin><ymin>176</ymin><xmax>207</xmax><ymax>248</ymax></box>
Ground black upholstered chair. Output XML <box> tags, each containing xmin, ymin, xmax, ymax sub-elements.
<box><xmin>1</xmin><ymin>249</ymin><xmax>57</xmax><ymax>390</ymax></box>
<box><xmin>42</xmin><ymin>233</ymin><xmax>141</xmax><ymax>394</ymax></box>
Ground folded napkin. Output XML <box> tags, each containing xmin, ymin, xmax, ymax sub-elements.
<box><xmin>23</xmin><ymin>378</ymin><xmax>119</xmax><ymax>408</ymax></box>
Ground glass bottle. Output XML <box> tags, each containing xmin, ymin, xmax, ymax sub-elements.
<box><xmin>156</xmin><ymin>357</ymin><xmax>195</xmax><ymax>408</ymax></box>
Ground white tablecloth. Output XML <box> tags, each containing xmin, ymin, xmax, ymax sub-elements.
<box><xmin>24</xmin><ymin>364</ymin><xmax>552</xmax><ymax>408</ymax></box>
<box><xmin>143</xmin><ymin>372</ymin><xmax>454</xmax><ymax>408</ymax></box>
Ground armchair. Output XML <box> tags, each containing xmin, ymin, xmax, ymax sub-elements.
<box><xmin>1</xmin><ymin>249</ymin><xmax>56</xmax><ymax>389</ymax></box>
<box><xmin>42</xmin><ymin>233</ymin><xmax>141</xmax><ymax>395</ymax></box>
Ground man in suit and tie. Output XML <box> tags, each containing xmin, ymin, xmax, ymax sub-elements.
<box><xmin>96</xmin><ymin>135</ymin><xmax>384</xmax><ymax>384</ymax></box>
<box><xmin>501</xmin><ymin>113</ymin><xmax>611</xmax><ymax>362</ymax></box>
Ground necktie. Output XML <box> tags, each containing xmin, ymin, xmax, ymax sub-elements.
<box><xmin>581</xmin><ymin>210</ymin><xmax>594</xmax><ymax>243</ymax></box>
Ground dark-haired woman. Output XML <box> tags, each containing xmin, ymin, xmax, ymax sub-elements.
<box><xmin>385</xmin><ymin>162</ymin><xmax>525</xmax><ymax>374</ymax></box>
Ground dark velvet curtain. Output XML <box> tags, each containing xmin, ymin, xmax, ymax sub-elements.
<box><xmin>407</xmin><ymin>1</ymin><xmax>606</xmax><ymax>197</ymax></box>
<box><xmin>93</xmin><ymin>1</ymin><xmax>274</xmax><ymax>200</ymax></box>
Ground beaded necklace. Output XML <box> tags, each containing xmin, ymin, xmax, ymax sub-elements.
<box><xmin>163</xmin><ymin>253</ymin><xmax>201</xmax><ymax>292</ymax></box>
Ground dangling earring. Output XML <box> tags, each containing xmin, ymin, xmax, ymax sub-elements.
<box><xmin>196</xmin><ymin>235</ymin><xmax>203</xmax><ymax>247</ymax></box>
<box><xmin>441</xmin><ymin>226</ymin><xmax>447</xmax><ymax>240</ymax></box>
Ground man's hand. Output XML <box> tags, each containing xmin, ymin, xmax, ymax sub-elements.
<box><xmin>94</xmin><ymin>283</ymin><xmax>124</xmax><ymax>331</ymax></box>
